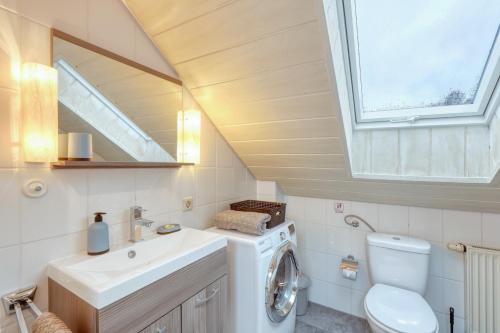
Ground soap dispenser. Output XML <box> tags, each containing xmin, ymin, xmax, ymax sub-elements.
<box><xmin>88</xmin><ymin>212</ymin><xmax>110</xmax><ymax>255</ymax></box>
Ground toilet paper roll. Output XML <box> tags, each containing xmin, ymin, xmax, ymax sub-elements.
<box><xmin>68</xmin><ymin>132</ymin><xmax>93</xmax><ymax>160</ymax></box>
<box><xmin>58</xmin><ymin>133</ymin><xmax>68</xmax><ymax>160</ymax></box>
<box><xmin>342</xmin><ymin>268</ymin><xmax>357</xmax><ymax>280</ymax></box>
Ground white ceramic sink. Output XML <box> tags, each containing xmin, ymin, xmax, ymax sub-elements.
<box><xmin>47</xmin><ymin>228</ymin><xmax>227</xmax><ymax>309</ymax></box>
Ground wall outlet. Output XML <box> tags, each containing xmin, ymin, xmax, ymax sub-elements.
<box><xmin>334</xmin><ymin>202</ymin><xmax>344</xmax><ymax>213</ymax></box>
<box><xmin>183</xmin><ymin>196</ymin><xmax>193</xmax><ymax>211</ymax></box>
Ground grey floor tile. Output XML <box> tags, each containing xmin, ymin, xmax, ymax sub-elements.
<box><xmin>296</xmin><ymin>302</ymin><xmax>372</xmax><ymax>333</ymax></box>
<box><xmin>295</xmin><ymin>320</ymin><xmax>327</xmax><ymax>333</ymax></box>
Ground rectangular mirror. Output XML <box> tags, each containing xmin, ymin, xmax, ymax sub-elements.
<box><xmin>51</xmin><ymin>29</ymin><xmax>184</xmax><ymax>166</ymax></box>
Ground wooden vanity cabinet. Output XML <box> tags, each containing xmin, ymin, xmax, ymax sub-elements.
<box><xmin>49</xmin><ymin>248</ymin><xmax>227</xmax><ymax>333</ymax></box>
<box><xmin>140</xmin><ymin>307</ymin><xmax>181</xmax><ymax>333</ymax></box>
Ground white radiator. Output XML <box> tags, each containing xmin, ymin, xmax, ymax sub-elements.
<box><xmin>466</xmin><ymin>246</ymin><xmax>500</xmax><ymax>333</ymax></box>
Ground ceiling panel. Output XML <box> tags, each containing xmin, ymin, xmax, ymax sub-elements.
<box><xmin>124</xmin><ymin>0</ymin><xmax>500</xmax><ymax>212</ymax></box>
<box><xmin>230</xmin><ymin>138</ymin><xmax>343</xmax><ymax>155</ymax></box>
<box><xmin>151</xmin><ymin>0</ymin><xmax>318</xmax><ymax>64</ymax></box>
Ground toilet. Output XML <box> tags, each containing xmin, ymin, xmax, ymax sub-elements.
<box><xmin>364</xmin><ymin>233</ymin><xmax>439</xmax><ymax>333</ymax></box>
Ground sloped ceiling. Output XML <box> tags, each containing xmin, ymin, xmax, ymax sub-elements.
<box><xmin>123</xmin><ymin>0</ymin><xmax>500</xmax><ymax>213</ymax></box>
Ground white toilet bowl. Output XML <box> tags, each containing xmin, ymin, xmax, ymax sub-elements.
<box><xmin>364</xmin><ymin>284</ymin><xmax>438</xmax><ymax>333</ymax></box>
<box><xmin>365</xmin><ymin>233</ymin><xmax>438</xmax><ymax>333</ymax></box>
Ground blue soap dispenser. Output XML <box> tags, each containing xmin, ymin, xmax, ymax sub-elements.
<box><xmin>88</xmin><ymin>212</ymin><xmax>110</xmax><ymax>255</ymax></box>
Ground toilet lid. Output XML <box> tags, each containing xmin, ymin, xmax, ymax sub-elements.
<box><xmin>365</xmin><ymin>284</ymin><xmax>437</xmax><ymax>333</ymax></box>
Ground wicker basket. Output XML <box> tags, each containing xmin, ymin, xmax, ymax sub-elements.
<box><xmin>230</xmin><ymin>200</ymin><xmax>286</xmax><ymax>229</ymax></box>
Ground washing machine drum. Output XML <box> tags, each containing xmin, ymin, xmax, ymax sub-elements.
<box><xmin>265</xmin><ymin>240</ymin><xmax>300</xmax><ymax>323</ymax></box>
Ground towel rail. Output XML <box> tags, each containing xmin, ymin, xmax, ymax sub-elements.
<box><xmin>2</xmin><ymin>286</ymin><xmax>41</xmax><ymax>333</ymax></box>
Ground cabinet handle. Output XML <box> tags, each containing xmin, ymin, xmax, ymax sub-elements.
<box><xmin>195</xmin><ymin>287</ymin><xmax>220</xmax><ymax>306</ymax></box>
<box><xmin>156</xmin><ymin>327</ymin><xmax>166</xmax><ymax>333</ymax></box>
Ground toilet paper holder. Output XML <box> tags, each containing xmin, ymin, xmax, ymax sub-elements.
<box><xmin>340</xmin><ymin>255</ymin><xmax>358</xmax><ymax>280</ymax></box>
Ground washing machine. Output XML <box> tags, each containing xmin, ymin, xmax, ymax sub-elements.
<box><xmin>209</xmin><ymin>221</ymin><xmax>300</xmax><ymax>333</ymax></box>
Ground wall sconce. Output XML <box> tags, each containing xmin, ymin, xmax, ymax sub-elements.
<box><xmin>21</xmin><ymin>63</ymin><xmax>58</xmax><ymax>163</ymax></box>
<box><xmin>177</xmin><ymin>110</ymin><xmax>201</xmax><ymax>164</ymax></box>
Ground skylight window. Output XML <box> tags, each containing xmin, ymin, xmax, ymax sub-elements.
<box><xmin>341</xmin><ymin>0</ymin><xmax>500</xmax><ymax>126</ymax></box>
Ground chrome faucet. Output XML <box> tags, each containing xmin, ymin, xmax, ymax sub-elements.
<box><xmin>129</xmin><ymin>206</ymin><xmax>154</xmax><ymax>242</ymax></box>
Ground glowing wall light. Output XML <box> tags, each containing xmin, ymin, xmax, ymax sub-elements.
<box><xmin>21</xmin><ymin>63</ymin><xmax>58</xmax><ymax>162</ymax></box>
<box><xmin>177</xmin><ymin>110</ymin><xmax>201</xmax><ymax>164</ymax></box>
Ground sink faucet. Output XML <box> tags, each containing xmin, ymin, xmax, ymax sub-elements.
<box><xmin>130</xmin><ymin>206</ymin><xmax>154</xmax><ymax>242</ymax></box>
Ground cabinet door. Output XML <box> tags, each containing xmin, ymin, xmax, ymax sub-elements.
<box><xmin>140</xmin><ymin>306</ymin><xmax>181</xmax><ymax>333</ymax></box>
<box><xmin>182</xmin><ymin>276</ymin><xmax>227</xmax><ymax>333</ymax></box>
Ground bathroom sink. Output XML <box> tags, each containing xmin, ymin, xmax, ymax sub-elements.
<box><xmin>47</xmin><ymin>228</ymin><xmax>227</xmax><ymax>309</ymax></box>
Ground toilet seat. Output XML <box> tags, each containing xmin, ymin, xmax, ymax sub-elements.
<box><xmin>364</xmin><ymin>284</ymin><xmax>438</xmax><ymax>333</ymax></box>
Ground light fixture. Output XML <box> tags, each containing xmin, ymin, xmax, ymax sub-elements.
<box><xmin>177</xmin><ymin>110</ymin><xmax>201</xmax><ymax>164</ymax></box>
<box><xmin>21</xmin><ymin>63</ymin><xmax>58</xmax><ymax>162</ymax></box>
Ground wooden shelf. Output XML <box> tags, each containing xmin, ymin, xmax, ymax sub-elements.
<box><xmin>51</xmin><ymin>161</ymin><xmax>194</xmax><ymax>169</ymax></box>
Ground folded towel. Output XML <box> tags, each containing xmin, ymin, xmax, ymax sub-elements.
<box><xmin>215</xmin><ymin>210</ymin><xmax>271</xmax><ymax>235</ymax></box>
<box><xmin>32</xmin><ymin>312</ymin><xmax>72</xmax><ymax>333</ymax></box>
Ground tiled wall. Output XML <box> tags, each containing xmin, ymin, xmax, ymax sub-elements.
<box><xmin>287</xmin><ymin>195</ymin><xmax>500</xmax><ymax>333</ymax></box>
<box><xmin>0</xmin><ymin>1</ymin><xmax>256</xmax><ymax>331</ymax></box>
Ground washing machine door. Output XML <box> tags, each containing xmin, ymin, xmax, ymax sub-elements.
<box><xmin>265</xmin><ymin>240</ymin><xmax>300</xmax><ymax>323</ymax></box>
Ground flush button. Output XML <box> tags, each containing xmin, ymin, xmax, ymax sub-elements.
<box><xmin>392</xmin><ymin>236</ymin><xmax>400</xmax><ymax>241</ymax></box>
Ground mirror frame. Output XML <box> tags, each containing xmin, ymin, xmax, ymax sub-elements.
<box><xmin>50</xmin><ymin>29</ymin><xmax>192</xmax><ymax>169</ymax></box>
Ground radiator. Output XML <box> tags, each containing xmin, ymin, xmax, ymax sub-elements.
<box><xmin>466</xmin><ymin>246</ymin><xmax>500</xmax><ymax>333</ymax></box>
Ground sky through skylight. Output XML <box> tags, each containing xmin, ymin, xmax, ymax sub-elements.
<box><xmin>354</xmin><ymin>0</ymin><xmax>500</xmax><ymax>112</ymax></box>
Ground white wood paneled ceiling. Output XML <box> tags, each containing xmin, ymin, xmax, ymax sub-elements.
<box><xmin>123</xmin><ymin>0</ymin><xmax>500</xmax><ymax>213</ymax></box>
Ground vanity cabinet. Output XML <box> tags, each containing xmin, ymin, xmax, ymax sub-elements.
<box><xmin>182</xmin><ymin>276</ymin><xmax>227</xmax><ymax>333</ymax></box>
<box><xmin>140</xmin><ymin>307</ymin><xmax>181</xmax><ymax>333</ymax></box>
<box><xmin>49</xmin><ymin>248</ymin><xmax>227</xmax><ymax>333</ymax></box>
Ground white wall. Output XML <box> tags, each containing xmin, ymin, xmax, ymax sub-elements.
<box><xmin>0</xmin><ymin>1</ymin><xmax>256</xmax><ymax>331</ymax></box>
<box><xmin>287</xmin><ymin>195</ymin><xmax>500</xmax><ymax>333</ymax></box>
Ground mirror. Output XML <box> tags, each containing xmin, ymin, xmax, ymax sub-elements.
<box><xmin>52</xmin><ymin>29</ymin><xmax>182</xmax><ymax>163</ymax></box>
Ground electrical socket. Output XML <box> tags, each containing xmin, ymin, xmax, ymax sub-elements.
<box><xmin>334</xmin><ymin>202</ymin><xmax>344</xmax><ymax>213</ymax></box>
<box><xmin>183</xmin><ymin>196</ymin><xmax>193</xmax><ymax>211</ymax></box>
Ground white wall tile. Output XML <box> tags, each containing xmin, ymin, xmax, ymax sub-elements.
<box><xmin>0</xmin><ymin>245</ymin><xmax>20</xmax><ymax>295</ymax></box>
<box><xmin>88</xmin><ymin>169</ymin><xmax>134</xmax><ymax>225</ymax></box>
<box><xmin>442</xmin><ymin>210</ymin><xmax>482</xmax><ymax>245</ymax></box>
<box><xmin>135</xmin><ymin>169</ymin><xmax>171</xmax><ymax>217</ymax></box>
<box><xmin>303</xmin><ymin>222</ymin><xmax>327</xmax><ymax>252</ymax></box>
<box><xmin>303</xmin><ymin>197</ymin><xmax>327</xmax><ymax>224</ymax></box>
<box><xmin>88</xmin><ymin>0</ymin><xmax>136</xmax><ymax>57</ymax></box>
<box><xmin>301</xmin><ymin>249</ymin><xmax>328</xmax><ymax>281</ymax></box>
<box><xmin>378</xmin><ymin>204</ymin><xmax>409</xmax><ymax>235</ymax></box>
<box><xmin>216</xmin><ymin>134</ymin><xmax>233</xmax><ymax>168</ymax></box>
<box><xmin>170</xmin><ymin>166</ymin><xmax>196</xmax><ymax>211</ymax></box>
<box><xmin>350</xmin><ymin>289</ymin><xmax>366</xmax><ymax>318</ymax></box>
<box><xmin>326</xmin><ymin>200</ymin><xmax>351</xmax><ymax>228</ymax></box>
<box><xmin>350</xmin><ymin>201</ymin><xmax>378</xmax><ymax>231</ymax></box>
<box><xmin>409</xmin><ymin>207</ymin><xmax>442</xmax><ymax>242</ymax></box>
<box><xmin>216</xmin><ymin>168</ymin><xmax>235</xmax><ymax>202</ymax></box>
<box><xmin>425</xmin><ymin>276</ymin><xmax>444</xmax><ymax>312</ymax></box>
<box><xmin>327</xmin><ymin>226</ymin><xmax>351</xmax><ymax>256</ymax></box>
<box><xmin>327</xmin><ymin>283</ymin><xmax>351</xmax><ymax>314</ymax></box>
<box><xmin>481</xmin><ymin>213</ymin><xmax>500</xmax><ymax>249</ymax></box>
<box><xmin>18</xmin><ymin>0</ymin><xmax>88</xmax><ymax>39</ymax></box>
<box><xmin>0</xmin><ymin>170</ymin><xmax>20</xmax><ymax>248</ymax></box>
<box><xmin>309</xmin><ymin>278</ymin><xmax>329</xmax><ymax>306</ymax></box>
<box><xmin>195</xmin><ymin>167</ymin><xmax>216</xmax><ymax>206</ymax></box>
<box><xmin>20</xmin><ymin>169</ymin><xmax>88</xmax><ymax>242</ymax></box>
<box><xmin>442</xmin><ymin>279</ymin><xmax>465</xmax><ymax>318</ymax></box>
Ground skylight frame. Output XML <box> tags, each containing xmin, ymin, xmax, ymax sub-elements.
<box><xmin>340</xmin><ymin>0</ymin><xmax>500</xmax><ymax>129</ymax></box>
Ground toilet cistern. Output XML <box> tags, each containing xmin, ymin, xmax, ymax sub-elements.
<box><xmin>129</xmin><ymin>206</ymin><xmax>154</xmax><ymax>242</ymax></box>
